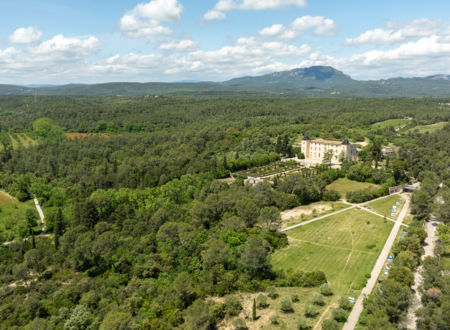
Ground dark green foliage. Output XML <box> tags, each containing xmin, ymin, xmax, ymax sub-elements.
<box><xmin>252</xmin><ymin>298</ymin><xmax>256</xmax><ymax>320</ymax></box>
<box><xmin>321</xmin><ymin>319</ymin><xmax>341</xmax><ymax>330</ymax></box>
<box><xmin>332</xmin><ymin>308</ymin><xmax>347</xmax><ymax>322</ymax></box>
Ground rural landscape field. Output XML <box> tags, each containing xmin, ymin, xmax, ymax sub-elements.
<box><xmin>1</xmin><ymin>1</ymin><xmax>450</xmax><ymax>329</ymax></box>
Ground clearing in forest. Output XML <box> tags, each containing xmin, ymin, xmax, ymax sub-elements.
<box><xmin>371</xmin><ymin>118</ymin><xmax>410</xmax><ymax>130</ymax></box>
<box><xmin>326</xmin><ymin>178</ymin><xmax>379</xmax><ymax>197</ymax></box>
<box><xmin>271</xmin><ymin>208</ymin><xmax>393</xmax><ymax>297</ymax></box>
<box><xmin>406</xmin><ymin>121</ymin><xmax>448</xmax><ymax>134</ymax></box>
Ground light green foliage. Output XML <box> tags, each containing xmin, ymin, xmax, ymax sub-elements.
<box><xmin>64</xmin><ymin>305</ymin><xmax>91</xmax><ymax>330</ymax></box>
<box><xmin>279</xmin><ymin>297</ymin><xmax>294</xmax><ymax>313</ymax></box>
<box><xmin>32</xmin><ymin>117</ymin><xmax>66</xmax><ymax>142</ymax></box>
<box><xmin>319</xmin><ymin>283</ymin><xmax>333</xmax><ymax>296</ymax></box>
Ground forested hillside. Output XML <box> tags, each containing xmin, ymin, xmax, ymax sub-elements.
<box><xmin>0</xmin><ymin>96</ymin><xmax>449</xmax><ymax>329</ymax></box>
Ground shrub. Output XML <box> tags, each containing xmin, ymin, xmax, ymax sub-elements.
<box><xmin>304</xmin><ymin>304</ymin><xmax>319</xmax><ymax>318</ymax></box>
<box><xmin>256</xmin><ymin>294</ymin><xmax>269</xmax><ymax>308</ymax></box>
<box><xmin>298</xmin><ymin>318</ymin><xmax>312</xmax><ymax>330</ymax></box>
<box><xmin>332</xmin><ymin>308</ymin><xmax>347</xmax><ymax>322</ymax></box>
<box><xmin>232</xmin><ymin>318</ymin><xmax>247</xmax><ymax>330</ymax></box>
<box><xmin>319</xmin><ymin>283</ymin><xmax>333</xmax><ymax>296</ymax></box>
<box><xmin>267</xmin><ymin>286</ymin><xmax>278</xmax><ymax>299</ymax></box>
<box><xmin>321</xmin><ymin>319</ymin><xmax>340</xmax><ymax>330</ymax></box>
<box><xmin>312</xmin><ymin>293</ymin><xmax>325</xmax><ymax>306</ymax></box>
<box><xmin>338</xmin><ymin>297</ymin><xmax>352</xmax><ymax>311</ymax></box>
<box><xmin>270</xmin><ymin>315</ymin><xmax>280</xmax><ymax>325</ymax></box>
<box><xmin>322</xmin><ymin>189</ymin><xmax>341</xmax><ymax>201</ymax></box>
<box><xmin>291</xmin><ymin>293</ymin><xmax>300</xmax><ymax>302</ymax></box>
<box><xmin>280</xmin><ymin>297</ymin><xmax>294</xmax><ymax>313</ymax></box>
<box><xmin>224</xmin><ymin>296</ymin><xmax>242</xmax><ymax>317</ymax></box>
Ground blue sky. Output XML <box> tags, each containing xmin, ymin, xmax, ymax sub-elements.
<box><xmin>0</xmin><ymin>0</ymin><xmax>449</xmax><ymax>84</ymax></box>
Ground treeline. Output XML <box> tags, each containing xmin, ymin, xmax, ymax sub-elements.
<box><xmin>359</xmin><ymin>126</ymin><xmax>450</xmax><ymax>329</ymax></box>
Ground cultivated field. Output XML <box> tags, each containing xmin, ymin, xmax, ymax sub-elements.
<box><xmin>272</xmin><ymin>208</ymin><xmax>393</xmax><ymax>297</ymax></box>
<box><xmin>366</xmin><ymin>194</ymin><xmax>405</xmax><ymax>219</ymax></box>
<box><xmin>0</xmin><ymin>133</ymin><xmax>37</xmax><ymax>150</ymax></box>
<box><xmin>326</xmin><ymin>178</ymin><xmax>380</xmax><ymax>197</ymax></box>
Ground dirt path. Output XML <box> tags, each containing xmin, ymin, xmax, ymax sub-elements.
<box><xmin>406</xmin><ymin>218</ymin><xmax>439</xmax><ymax>329</ymax></box>
<box><xmin>34</xmin><ymin>197</ymin><xmax>46</xmax><ymax>232</ymax></box>
<box><xmin>280</xmin><ymin>205</ymin><xmax>355</xmax><ymax>232</ymax></box>
<box><xmin>343</xmin><ymin>195</ymin><xmax>410</xmax><ymax>330</ymax></box>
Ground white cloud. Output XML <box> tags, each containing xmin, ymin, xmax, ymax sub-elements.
<box><xmin>158</xmin><ymin>39</ymin><xmax>197</xmax><ymax>51</ymax></box>
<box><xmin>29</xmin><ymin>34</ymin><xmax>100</xmax><ymax>61</ymax></box>
<box><xmin>259</xmin><ymin>16</ymin><xmax>338</xmax><ymax>40</ymax></box>
<box><xmin>345</xmin><ymin>18</ymin><xmax>440</xmax><ymax>45</ymax></box>
<box><xmin>9</xmin><ymin>27</ymin><xmax>42</xmax><ymax>44</ymax></box>
<box><xmin>259</xmin><ymin>24</ymin><xmax>285</xmax><ymax>37</ymax></box>
<box><xmin>203</xmin><ymin>0</ymin><xmax>307</xmax><ymax>21</ymax></box>
<box><xmin>120</xmin><ymin>0</ymin><xmax>183</xmax><ymax>38</ymax></box>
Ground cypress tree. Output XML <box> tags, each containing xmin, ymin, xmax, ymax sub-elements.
<box><xmin>252</xmin><ymin>298</ymin><xmax>257</xmax><ymax>320</ymax></box>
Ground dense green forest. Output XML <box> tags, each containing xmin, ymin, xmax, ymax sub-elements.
<box><xmin>0</xmin><ymin>96</ymin><xmax>449</xmax><ymax>329</ymax></box>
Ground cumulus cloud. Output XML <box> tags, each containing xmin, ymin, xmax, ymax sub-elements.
<box><xmin>120</xmin><ymin>0</ymin><xmax>183</xmax><ymax>38</ymax></box>
<box><xmin>158</xmin><ymin>39</ymin><xmax>197</xmax><ymax>51</ymax></box>
<box><xmin>28</xmin><ymin>34</ymin><xmax>100</xmax><ymax>61</ymax></box>
<box><xmin>259</xmin><ymin>16</ymin><xmax>337</xmax><ymax>40</ymax></box>
<box><xmin>9</xmin><ymin>27</ymin><xmax>42</xmax><ymax>44</ymax></box>
<box><xmin>345</xmin><ymin>18</ymin><xmax>441</xmax><ymax>45</ymax></box>
<box><xmin>203</xmin><ymin>0</ymin><xmax>307</xmax><ymax>21</ymax></box>
<box><xmin>89</xmin><ymin>36</ymin><xmax>311</xmax><ymax>80</ymax></box>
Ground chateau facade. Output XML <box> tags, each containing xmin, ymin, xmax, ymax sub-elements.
<box><xmin>301</xmin><ymin>137</ymin><xmax>358</xmax><ymax>163</ymax></box>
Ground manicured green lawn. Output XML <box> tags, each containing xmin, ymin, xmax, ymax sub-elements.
<box><xmin>271</xmin><ymin>208</ymin><xmax>393</xmax><ymax>297</ymax></box>
<box><xmin>365</xmin><ymin>194</ymin><xmax>405</xmax><ymax>219</ymax></box>
<box><xmin>326</xmin><ymin>178</ymin><xmax>380</xmax><ymax>197</ymax></box>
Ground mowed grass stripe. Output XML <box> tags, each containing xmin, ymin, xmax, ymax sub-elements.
<box><xmin>272</xmin><ymin>208</ymin><xmax>393</xmax><ymax>297</ymax></box>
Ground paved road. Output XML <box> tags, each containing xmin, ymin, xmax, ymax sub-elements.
<box><xmin>406</xmin><ymin>218</ymin><xmax>438</xmax><ymax>329</ymax></box>
<box><xmin>343</xmin><ymin>195</ymin><xmax>410</xmax><ymax>330</ymax></box>
<box><xmin>33</xmin><ymin>197</ymin><xmax>46</xmax><ymax>232</ymax></box>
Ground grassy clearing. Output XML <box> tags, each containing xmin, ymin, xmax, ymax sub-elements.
<box><xmin>407</xmin><ymin>121</ymin><xmax>448</xmax><ymax>134</ymax></box>
<box><xmin>0</xmin><ymin>191</ymin><xmax>39</xmax><ymax>242</ymax></box>
<box><xmin>371</xmin><ymin>118</ymin><xmax>409</xmax><ymax>130</ymax></box>
<box><xmin>272</xmin><ymin>208</ymin><xmax>393</xmax><ymax>297</ymax></box>
<box><xmin>326</xmin><ymin>178</ymin><xmax>380</xmax><ymax>197</ymax></box>
<box><xmin>281</xmin><ymin>201</ymin><xmax>349</xmax><ymax>228</ymax></box>
<box><xmin>0</xmin><ymin>133</ymin><xmax>37</xmax><ymax>150</ymax></box>
<box><xmin>365</xmin><ymin>194</ymin><xmax>405</xmax><ymax>219</ymax></box>
<box><xmin>216</xmin><ymin>287</ymin><xmax>333</xmax><ymax>330</ymax></box>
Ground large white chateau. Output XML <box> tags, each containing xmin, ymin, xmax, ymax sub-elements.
<box><xmin>301</xmin><ymin>136</ymin><xmax>358</xmax><ymax>163</ymax></box>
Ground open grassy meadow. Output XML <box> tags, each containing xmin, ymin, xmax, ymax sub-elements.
<box><xmin>326</xmin><ymin>178</ymin><xmax>380</xmax><ymax>198</ymax></box>
<box><xmin>0</xmin><ymin>191</ymin><xmax>39</xmax><ymax>242</ymax></box>
<box><xmin>407</xmin><ymin>121</ymin><xmax>448</xmax><ymax>134</ymax></box>
<box><xmin>365</xmin><ymin>194</ymin><xmax>405</xmax><ymax>219</ymax></box>
<box><xmin>371</xmin><ymin>118</ymin><xmax>410</xmax><ymax>130</ymax></box>
<box><xmin>272</xmin><ymin>208</ymin><xmax>393</xmax><ymax>297</ymax></box>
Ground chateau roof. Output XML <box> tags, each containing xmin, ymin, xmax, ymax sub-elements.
<box><xmin>302</xmin><ymin>136</ymin><xmax>310</xmax><ymax>140</ymax></box>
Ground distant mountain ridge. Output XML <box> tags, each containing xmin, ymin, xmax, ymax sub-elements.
<box><xmin>1</xmin><ymin>66</ymin><xmax>449</xmax><ymax>97</ymax></box>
